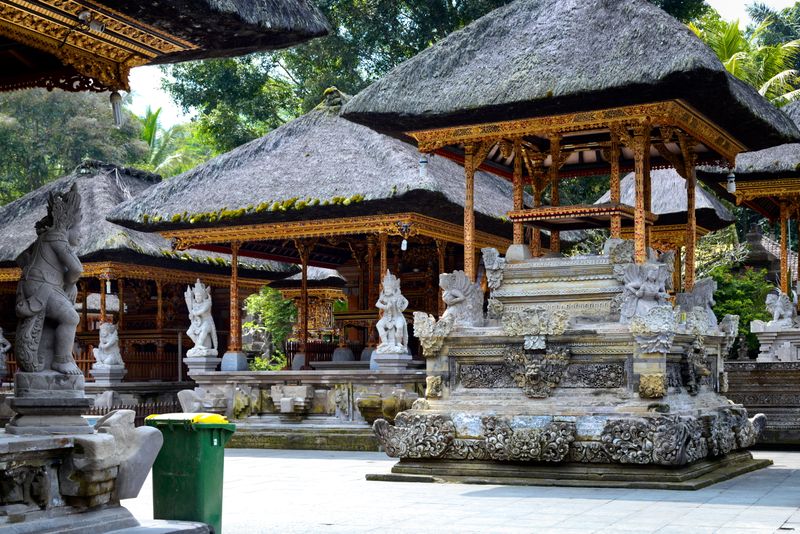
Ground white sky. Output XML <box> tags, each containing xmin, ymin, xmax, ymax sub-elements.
<box><xmin>127</xmin><ymin>0</ymin><xmax>800</xmax><ymax>128</ymax></box>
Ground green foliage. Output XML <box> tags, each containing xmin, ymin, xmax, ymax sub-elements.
<box><xmin>0</xmin><ymin>89</ymin><xmax>147</xmax><ymax>204</ymax></box>
<box><xmin>249</xmin><ymin>349</ymin><xmax>288</xmax><ymax>371</ymax></box>
<box><xmin>710</xmin><ymin>266</ymin><xmax>773</xmax><ymax>350</ymax></box>
<box><xmin>333</xmin><ymin>298</ymin><xmax>348</xmax><ymax>313</ymax></box>
<box><xmin>690</xmin><ymin>11</ymin><xmax>800</xmax><ymax>104</ymax></box>
<box><xmin>136</xmin><ymin>107</ymin><xmax>217</xmax><ymax>177</ymax></box>
<box><xmin>162</xmin><ymin>0</ymin><xmax>704</xmax><ymax>152</ymax></box>
<box><xmin>244</xmin><ymin>286</ymin><xmax>297</xmax><ymax>349</ymax></box>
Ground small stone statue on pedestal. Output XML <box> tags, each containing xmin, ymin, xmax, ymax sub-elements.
<box><xmin>7</xmin><ymin>183</ymin><xmax>93</xmax><ymax>434</ymax></box>
<box><xmin>185</xmin><ymin>279</ymin><xmax>218</xmax><ymax>357</ymax></box>
<box><xmin>90</xmin><ymin>322</ymin><xmax>127</xmax><ymax>386</ymax></box>
<box><xmin>372</xmin><ymin>271</ymin><xmax>412</xmax><ymax>369</ymax></box>
<box><xmin>765</xmin><ymin>289</ymin><xmax>796</xmax><ymax>328</ymax></box>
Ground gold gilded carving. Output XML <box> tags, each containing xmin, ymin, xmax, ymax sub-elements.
<box><xmin>732</xmin><ymin>180</ymin><xmax>800</xmax><ymax>204</ymax></box>
<box><xmin>161</xmin><ymin>213</ymin><xmax>511</xmax><ymax>255</ymax></box>
<box><xmin>409</xmin><ymin>101</ymin><xmax>744</xmax><ymax>163</ymax></box>
<box><xmin>639</xmin><ymin>373</ymin><xmax>666</xmax><ymax>399</ymax></box>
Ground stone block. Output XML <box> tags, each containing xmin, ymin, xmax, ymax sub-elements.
<box><xmin>370</xmin><ymin>351</ymin><xmax>412</xmax><ymax>370</ymax></box>
<box><xmin>183</xmin><ymin>357</ymin><xmax>221</xmax><ymax>375</ymax></box>
<box><xmin>220</xmin><ymin>352</ymin><xmax>248</xmax><ymax>371</ymax></box>
<box><xmin>90</xmin><ymin>366</ymin><xmax>127</xmax><ymax>386</ymax></box>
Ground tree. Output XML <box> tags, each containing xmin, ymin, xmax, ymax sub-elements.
<box><xmin>710</xmin><ymin>266</ymin><xmax>773</xmax><ymax>352</ymax></box>
<box><xmin>163</xmin><ymin>0</ymin><xmax>710</xmax><ymax>152</ymax></box>
<box><xmin>136</xmin><ymin>107</ymin><xmax>217</xmax><ymax>177</ymax></box>
<box><xmin>244</xmin><ymin>286</ymin><xmax>297</xmax><ymax>353</ymax></box>
<box><xmin>0</xmin><ymin>89</ymin><xmax>147</xmax><ymax>204</ymax></box>
<box><xmin>690</xmin><ymin>11</ymin><xmax>800</xmax><ymax>104</ymax></box>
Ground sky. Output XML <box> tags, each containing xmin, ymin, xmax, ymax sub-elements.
<box><xmin>127</xmin><ymin>0</ymin><xmax>799</xmax><ymax>128</ymax></box>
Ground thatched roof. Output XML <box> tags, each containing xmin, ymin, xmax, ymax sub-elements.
<box><xmin>270</xmin><ymin>267</ymin><xmax>347</xmax><ymax>289</ymax></box>
<box><xmin>110</xmin><ymin>90</ymin><xmax>517</xmax><ymax>239</ymax></box>
<box><xmin>0</xmin><ymin>161</ymin><xmax>291</xmax><ymax>280</ymax></box>
<box><xmin>342</xmin><ymin>0</ymin><xmax>798</xmax><ymax>150</ymax></box>
<box><xmin>595</xmin><ymin>169</ymin><xmax>733</xmax><ymax>231</ymax></box>
<box><xmin>115</xmin><ymin>0</ymin><xmax>329</xmax><ymax>62</ymax></box>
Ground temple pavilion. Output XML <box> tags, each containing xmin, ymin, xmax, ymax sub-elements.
<box><xmin>0</xmin><ymin>161</ymin><xmax>292</xmax><ymax>382</ymax></box>
<box><xmin>341</xmin><ymin>0</ymin><xmax>798</xmax><ymax>292</ymax></box>
<box><xmin>699</xmin><ymin>101</ymin><xmax>800</xmax><ymax>295</ymax></box>
<box><xmin>0</xmin><ymin>0</ymin><xmax>328</xmax><ymax>94</ymax></box>
<box><xmin>109</xmin><ymin>90</ymin><xmax>517</xmax><ymax>368</ymax></box>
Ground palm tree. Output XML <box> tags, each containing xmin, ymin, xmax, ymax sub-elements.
<box><xmin>137</xmin><ymin>107</ymin><xmax>215</xmax><ymax>176</ymax></box>
<box><xmin>690</xmin><ymin>15</ymin><xmax>800</xmax><ymax>105</ymax></box>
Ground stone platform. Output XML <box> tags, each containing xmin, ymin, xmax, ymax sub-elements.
<box><xmin>227</xmin><ymin>416</ymin><xmax>380</xmax><ymax>451</ymax></box>
<box><xmin>368</xmin><ymin>451</ymin><xmax>771</xmax><ymax>490</ymax></box>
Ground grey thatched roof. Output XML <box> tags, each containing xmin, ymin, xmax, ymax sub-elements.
<box><xmin>342</xmin><ymin>0</ymin><xmax>798</xmax><ymax>150</ymax></box>
<box><xmin>270</xmin><ymin>267</ymin><xmax>347</xmax><ymax>289</ymax></box>
<box><xmin>0</xmin><ymin>161</ymin><xmax>290</xmax><ymax>278</ymax></box>
<box><xmin>114</xmin><ymin>0</ymin><xmax>329</xmax><ymax>61</ymax></box>
<box><xmin>110</xmin><ymin>92</ymin><xmax>517</xmax><ymax>238</ymax></box>
<box><xmin>595</xmin><ymin>168</ymin><xmax>734</xmax><ymax>231</ymax></box>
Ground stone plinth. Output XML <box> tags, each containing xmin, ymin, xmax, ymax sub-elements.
<box><xmin>370</xmin><ymin>351</ymin><xmax>412</xmax><ymax>371</ymax></box>
<box><xmin>90</xmin><ymin>365</ymin><xmax>127</xmax><ymax>386</ymax></box>
<box><xmin>751</xmin><ymin>322</ymin><xmax>800</xmax><ymax>362</ymax></box>
<box><xmin>221</xmin><ymin>351</ymin><xmax>248</xmax><ymax>371</ymax></box>
<box><xmin>183</xmin><ymin>357</ymin><xmax>221</xmax><ymax>375</ymax></box>
<box><xmin>332</xmin><ymin>347</ymin><xmax>355</xmax><ymax>362</ymax></box>
<box><xmin>6</xmin><ymin>372</ymin><xmax>93</xmax><ymax>435</ymax></box>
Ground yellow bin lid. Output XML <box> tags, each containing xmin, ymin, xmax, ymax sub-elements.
<box><xmin>146</xmin><ymin>412</ymin><xmax>229</xmax><ymax>424</ymax></box>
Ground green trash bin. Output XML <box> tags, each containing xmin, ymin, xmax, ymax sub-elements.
<box><xmin>145</xmin><ymin>413</ymin><xmax>236</xmax><ymax>534</ymax></box>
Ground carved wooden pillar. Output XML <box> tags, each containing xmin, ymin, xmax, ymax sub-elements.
<box><xmin>98</xmin><ymin>277</ymin><xmax>108</xmax><ymax>324</ymax></box>
<box><xmin>228</xmin><ymin>242</ymin><xmax>242</xmax><ymax>353</ymax></box>
<box><xmin>679</xmin><ymin>136</ymin><xmax>698</xmax><ymax>291</ymax></box>
<box><xmin>512</xmin><ymin>140</ymin><xmax>524</xmax><ymax>245</ymax></box>
<box><xmin>530</xmin><ymin>172</ymin><xmax>544</xmax><ymax>257</ymax></box>
<box><xmin>366</xmin><ymin>236</ymin><xmax>377</xmax><ymax>308</ymax></box>
<box><xmin>632</xmin><ymin>124</ymin><xmax>651</xmax><ymax>264</ymax></box>
<box><xmin>463</xmin><ymin>143</ymin><xmax>477</xmax><ymax>281</ymax></box>
<box><xmin>609</xmin><ymin>133</ymin><xmax>622</xmax><ymax>238</ymax></box>
<box><xmin>118</xmin><ymin>278</ymin><xmax>125</xmax><ymax>330</ymax></box>
<box><xmin>156</xmin><ymin>280</ymin><xmax>164</xmax><ymax>331</ymax></box>
<box><xmin>673</xmin><ymin>247</ymin><xmax>682</xmax><ymax>295</ymax></box>
<box><xmin>295</xmin><ymin>239</ymin><xmax>315</xmax><ymax>359</ymax></box>
<box><xmin>379</xmin><ymin>232</ymin><xmax>388</xmax><ymax>280</ymax></box>
<box><xmin>435</xmin><ymin>239</ymin><xmax>447</xmax><ymax>316</ymax></box>
<box><xmin>549</xmin><ymin>134</ymin><xmax>562</xmax><ymax>254</ymax></box>
<box><xmin>781</xmin><ymin>202</ymin><xmax>790</xmax><ymax>294</ymax></box>
<box><xmin>80</xmin><ymin>281</ymin><xmax>88</xmax><ymax>332</ymax></box>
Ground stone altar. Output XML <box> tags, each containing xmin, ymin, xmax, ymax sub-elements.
<box><xmin>372</xmin><ymin>242</ymin><xmax>768</xmax><ymax>488</ymax></box>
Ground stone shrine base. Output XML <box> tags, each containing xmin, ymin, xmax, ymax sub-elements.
<box><xmin>367</xmin><ymin>451</ymin><xmax>772</xmax><ymax>490</ymax></box>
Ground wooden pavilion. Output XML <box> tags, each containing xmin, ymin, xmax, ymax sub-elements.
<box><xmin>0</xmin><ymin>160</ymin><xmax>292</xmax><ymax>381</ymax></box>
<box><xmin>699</xmin><ymin>101</ymin><xmax>800</xmax><ymax>295</ymax></box>
<box><xmin>109</xmin><ymin>90</ymin><xmax>516</xmax><ymax>366</ymax></box>
<box><xmin>341</xmin><ymin>0</ymin><xmax>799</xmax><ymax>291</ymax></box>
<box><xmin>0</xmin><ymin>0</ymin><xmax>328</xmax><ymax>93</ymax></box>
<box><xmin>594</xmin><ymin>168</ymin><xmax>735</xmax><ymax>290</ymax></box>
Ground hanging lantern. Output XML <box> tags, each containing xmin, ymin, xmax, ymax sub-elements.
<box><xmin>110</xmin><ymin>91</ymin><xmax>123</xmax><ymax>127</ymax></box>
<box><xmin>418</xmin><ymin>155</ymin><xmax>428</xmax><ymax>178</ymax></box>
<box><xmin>401</xmin><ymin>239</ymin><xmax>408</xmax><ymax>251</ymax></box>
<box><xmin>727</xmin><ymin>172</ymin><xmax>736</xmax><ymax>194</ymax></box>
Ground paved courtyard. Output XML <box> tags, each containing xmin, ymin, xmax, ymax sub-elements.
<box><xmin>124</xmin><ymin>449</ymin><xmax>800</xmax><ymax>533</ymax></box>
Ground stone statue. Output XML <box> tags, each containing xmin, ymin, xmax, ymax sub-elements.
<box><xmin>375</xmin><ymin>271</ymin><xmax>409</xmax><ymax>354</ymax></box>
<box><xmin>677</xmin><ymin>277</ymin><xmax>719</xmax><ymax>331</ymax></box>
<box><xmin>185</xmin><ymin>279</ymin><xmax>218</xmax><ymax>357</ymax></box>
<box><xmin>619</xmin><ymin>263</ymin><xmax>670</xmax><ymax>324</ymax></box>
<box><xmin>15</xmin><ymin>183</ymin><xmax>83</xmax><ymax>375</ymax></box>
<box><xmin>482</xmin><ymin>247</ymin><xmax>505</xmax><ymax>290</ymax></box>
<box><xmin>92</xmin><ymin>322</ymin><xmax>123</xmax><ymax>367</ymax></box>
<box><xmin>440</xmin><ymin>270</ymin><xmax>484</xmax><ymax>327</ymax></box>
<box><xmin>0</xmin><ymin>327</ymin><xmax>10</xmax><ymax>378</ymax></box>
<box><xmin>765</xmin><ymin>289</ymin><xmax>796</xmax><ymax>328</ymax></box>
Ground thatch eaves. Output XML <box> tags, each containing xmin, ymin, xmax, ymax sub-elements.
<box><xmin>342</xmin><ymin>0</ymin><xmax>798</xmax><ymax>150</ymax></box>
<box><xmin>595</xmin><ymin>168</ymin><xmax>734</xmax><ymax>231</ymax></box>
<box><xmin>0</xmin><ymin>161</ymin><xmax>291</xmax><ymax>279</ymax></box>
<box><xmin>109</xmin><ymin>97</ymin><xmax>518</xmax><ymax>239</ymax></box>
<box><xmin>114</xmin><ymin>0</ymin><xmax>329</xmax><ymax>61</ymax></box>
<box><xmin>269</xmin><ymin>267</ymin><xmax>347</xmax><ymax>289</ymax></box>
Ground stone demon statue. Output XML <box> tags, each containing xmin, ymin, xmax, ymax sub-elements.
<box><xmin>765</xmin><ymin>289</ymin><xmax>796</xmax><ymax>328</ymax></box>
<box><xmin>185</xmin><ymin>279</ymin><xmax>218</xmax><ymax>357</ymax></box>
<box><xmin>15</xmin><ymin>183</ymin><xmax>83</xmax><ymax>374</ymax></box>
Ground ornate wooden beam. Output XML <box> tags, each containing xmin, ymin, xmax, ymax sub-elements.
<box><xmin>164</xmin><ymin>213</ymin><xmax>510</xmax><ymax>254</ymax></box>
<box><xmin>409</xmin><ymin>100</ymin><xmax>744</xmax><ymax>163</ymax></box>
<box><xmin>678</xmin><ymin>134</ymin><xmax>698</xmax><ymax>291</ymax></box>
<box><xmin>511</xmin><ymin>139</ymin><xmax>524</xmax><ymax>245</ymax></box>
<box><xmin>228</xmin><ymin>241</ymin><xmax>242</xmax><ymax>353</ymax></box>
<box><xmin>632</xmin><ymin>123</ymin><xmax>651</xmax><ymax>264</ymax></box>
<box><xmin>780</xmin><ymin>202</ymin><xmax>790</xmax><ymax>294</ymax></box>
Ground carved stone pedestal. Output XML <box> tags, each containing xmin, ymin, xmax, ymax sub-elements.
<box><xmin>751</xmin><ymin>323</ymin><xmax>800</xmax><ymax>362</ymax></box>
<box><xmin>6</xmin><ymin>372</ymin><xmax>93</xmax><ymax>435</ymax></box>
<box><xmin>504</xmin><ymin>244</ymin><xmax>532</xmax><ymax>263</ymax></box>
<box><xmin>183</xmin><ymin>357</ymin><xmax>222</xmax><ymax>375</ymax></box>
<box><xmin>370</xmin><ymin>352</ymin><xmax>412</xmax><ymax>371</ymax></box>
<box><xmin>90</xmin><ymin>365</ymin><xmax>127</xmax><ymax>387</ymax></box>
<box><xmin>221</xmin><ymin>351</ymin><xmax>248</xmax><ymax>371</ymax></box>
<box><xmin>270</xmin><ymin>385</ymin><xmax>314</xmax><ymax>421</ymax></box>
